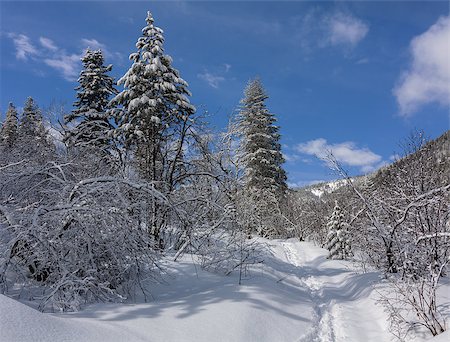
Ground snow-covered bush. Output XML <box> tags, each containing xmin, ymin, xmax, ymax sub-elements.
<box><xmin>197</xmin><ymin>231</ymin><xmax>266</xmax><ymax>283</ymax></box>
<box><xmin>0</xmin><ymin>159</ymin><xmax>166</xmax><ymax>311</ymax></box>
<box><xmin>287</xmin><ymin>192</ymin><xmax>332</xmax><ymax>244</ymax></box>
<box><xmin>161</xmin><ymin>124</ymin><xmax>267</xmax><ymax>282</ymax></box>
<box><xmin>379</xmin><ymin>264</ymin><xmax>448</xmax><ymax>340</ymax></box>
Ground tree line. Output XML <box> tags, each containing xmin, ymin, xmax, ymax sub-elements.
<box><xmin>0</xmin><ymin>11</ymin><xmax>289</xmax><ymax>311</ymax></box>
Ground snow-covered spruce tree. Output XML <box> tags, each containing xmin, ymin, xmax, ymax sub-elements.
<box><xmin>325</xmin><ymin>201</ymin><xmax>352</xmax><ymax>260</ymax></box>
<box><xmin>17</xmin><ymin>97</ymin><xmax>54</xmax><ymax>162</ymax></box>
<box><xmin>19</xmin><ymin>97</ymin><xmax>42</xmax><ymax>136</ymax></box>
<box><xmin>0</xmin><ymin>102</ymin><xmax>19</xmax><ymax>148</ymax></box>
<box><xmin>111</xmin><ymin>11</ymin><xmax>195</xmax><ymax>244</ymax></box>
<box><xmin>237</xmin><ymin>78</ymin><xmax>288</xmax><ymax>238</ymax></box>
<box><xmin>64</xmin><ymin>49</ymin><xmax>118</xmax><ymax>150</ymax></box>
<box><xmin>111</xmin><ymin>11</ymin><xmax>195</xmax><ymax>183</ymax></box>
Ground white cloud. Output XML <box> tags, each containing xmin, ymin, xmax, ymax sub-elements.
<box><xmin>198</xmin><ymin>72</ymin><xmax>225</xmax><ymax>89</ymax></box>
<box><xmin>394</xmin><ymin>16</ymin><xmax>450</xmax><ymax>116</ymax></box>
<box><xmin>283</xmin><ymin>152</ymin><xmax>312</xmax><ymax>164</ymax></box>
<box><xmin>356</xmin><ymin>58</ymin><xmax>369</xmax><ymax>65</ymax></box>
<box><xmin>39</xmin><ymin>37</ymin><xmax>58</xmax><ymax>51</ymax></box>
<box><xmin>81</xmin><ymin>38</ymin><xmax>123</xmax><ymax>62</ymax></box>
<box><xmin>325</xmin><ymin>13</ymin><xmax>369</xmax><ymax>48</ymax></box>
<box><xmin>292</xmin><ymin>10</ymin><xmax>368</xmax><ymax>54</ymax></box>
<box><xmin>44</xmin><ymin>53</ymin><xmax>80</xmax><ymax>81</ymax></box>
<box><xmin>8</xmin><ymin>33</ymin><xmax>39</xmax><ymax>60</ymax></box>
<box><xmin>81</xmin><ymin>38</ymin><xmax>106</xmax><ymax>51</ymax></box>
<box><xmin>8</xmin><ymin>33</ymin><xmax>80</xmax><ymax>80</ymax></box>
<box><xmin>296</xmin><ymin>138</ymin><xmax>382</xmax><ymax>172</ymax></box>
<box><xmin>198</xmin><ymin>63</ymin><xmax>232</xmax><ymax>88</ymax></box>
<box><xmin>283</xmin><ymin>152</ymin><xmax>299</xmax><ymax>162</ymax></box>
<box><xmin>6</xmin><ymin>33</ymin><xmax>122</xmax><ymax>81</ymax></box>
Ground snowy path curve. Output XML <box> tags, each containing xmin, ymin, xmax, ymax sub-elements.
<box><xmin>277</xmin><ymin>240</ymin><xmax>389</xmax><ymax>342</ymax></box>
<box><xmin>282</xmin><ymin>241</ymin><xmax>339</xmax><ymax>342</ymax></box>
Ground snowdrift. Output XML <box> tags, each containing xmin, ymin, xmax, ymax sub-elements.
<box><xmin>0</xmin><ymin>294</ymin><xmax>139</xmax><ymax>342</ymax></box>
<box><xmin>1</xmin><ymin>239</ymin><xmax>448</xmax><ymax>341</ymax></box>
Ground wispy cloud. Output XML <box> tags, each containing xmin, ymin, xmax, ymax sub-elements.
<box><xmin>283</xmin><ymin>152</ymin><xmax>299</xmax><ymax>163</ymax></box>
<box><xmin>325</xmin><ymin>13</ymin><xmax>369</xmax><ymax>48</ymax></box>
<box><xmin>8</xmin><ymin>33</ymin><xmax>39</xmax><ymax>60</ymax></box>
<box><xmin>296</xmin><ymin>138</ymin><xmax>383</xmax><ymax>173</ymax></box>
<box><xmin>39</xmin><ymin>37</ymin><xmax>58</xmax><ymax>51</ymax></box>
<box><xmin>81</xmin><ymin>38</ymin><xmax>123</xmax><ymax>62</ymax></box>
<box><xmin>282</xmin><ymin>152</ymin><xmax>312</xmax><ymax>164</ymax></box>
<box><xmin>198</xmin><ymin>64</ymin><xmax>231</xmax><ymax>89</ymax></box>
<box><xmin>292</xmin><ymin>10</ymin><xmax>369</xmax><ymax>54</ymax></box>
<box><xmin>6</xmin><ymin>33</ymin><xmax>120</xmax><ymax>81</ymax></box>
<box><xmin>356</xmin><ymin>58</ymin><xmax>369</xmax><ymax>65</ymax></box>
<box><xmin>44</xmin><ymin>53</ymin><xmax>80</xmax><ymax>81</ymax></box>
<box><xmin>198</xmin><ymin>72</ymin><xmax>225</xmax><ymax>89</ymax></box>
<box><xmin>81</xmin><ymin>38</ymin><xmax>106</xmax><ymax>51</ymax></box>
<box><xmin>394</xmin><ymin>15</ymin><xmax>450</xmax><ymax>116</ymax></box>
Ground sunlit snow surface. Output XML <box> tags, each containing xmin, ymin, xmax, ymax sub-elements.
<box><xmin>1</xmin><ymin>239</ymin><xmax>448</xmax><ymax>341</ymax></box>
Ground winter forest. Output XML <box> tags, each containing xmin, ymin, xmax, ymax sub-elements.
<box><xmin>1</xmin><ymin>6</ymin><xmax>449</xmax><ymax>342</ymax></box>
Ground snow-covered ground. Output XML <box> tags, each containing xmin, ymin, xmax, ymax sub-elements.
<box><xmin>1</xmin><ymin>239</ymin><xmax>447</xmax><ymax>341</ymax></box>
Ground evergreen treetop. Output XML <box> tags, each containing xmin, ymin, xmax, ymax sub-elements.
<box><xmin>239</xmin><ymin>78</ymin><xmax>287</xmax><ymax>198</ymax></box>
<box><xmin>111</xmin><ymin>11</ymin><xmax>195</xmax><ymax>148</ymax></box>
<box><xmin>0</xmin><ymin>102</ymin><xmax>19</xmax><ymax>148</ymax></box>
<box><xmin>64</xmin><ymin>48</ymin><xmax>117</xmax><ymax>148</ymax></box>
<box><xmin>14</xmin><ymin>97</ymin><xmax>55</xmax><ymax>163</ymax></box>
<box><xmin>111</xmin><ymin>10</ymin><xmax>196</xmax><ymax>184</ymax></box>
<box><xmin>20</xmin><ymin>97</ymin><xmax>44</xmax><ymax>138</ymax></box>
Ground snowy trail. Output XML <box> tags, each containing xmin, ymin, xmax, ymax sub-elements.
<box><xmin>1</xmin><ymin>238</ymin><xmax>393</xmax><ymax>342</ymax></box>
<box><xmin>280</xmin><ymin>241</ymin><xmax>338</xmax><ymax>342</ymax></box>
<box><xmin>278</xmin><ymin>240</ymin><xmax>390</xmax><ymax>342</ymax></box>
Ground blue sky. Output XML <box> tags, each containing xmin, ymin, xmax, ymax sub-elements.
<box><xmin>1</xmin><ymin>1</ymin><xmax>449</xmax><ymax>187</ymax></box>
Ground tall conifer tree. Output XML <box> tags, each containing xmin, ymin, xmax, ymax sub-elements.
<box><xmin>20</xmin><ymin>97</ymin><xmax>44</xmax><ymax>138</ymax></box>
<box><xmin>64</xmin><ymin>49</ymin><xmax>117</xmax><ymax>149</ymax></box>
<box><xmin>18</xmin><ymin>97</ymin><xmax>55</xmax><ymax>163</ymax></box>
<box><xmin>111</xmin><ymin>11</ymin><xmax>195</xmax><ymax>182</ymax></box>
<box><xmin>0</xmin><ymin>102</ymin><xmax>19</xmax><ymax>148</ymax></box>
<box><xmin>238</xmin><ymin>78</ymin><xmax>288</xmax><ymax>237</ymax></box>
<box><xmin>111</xmin><ymin>11</ymin><xmax>195</xmax><ymax>244</ymax></box>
